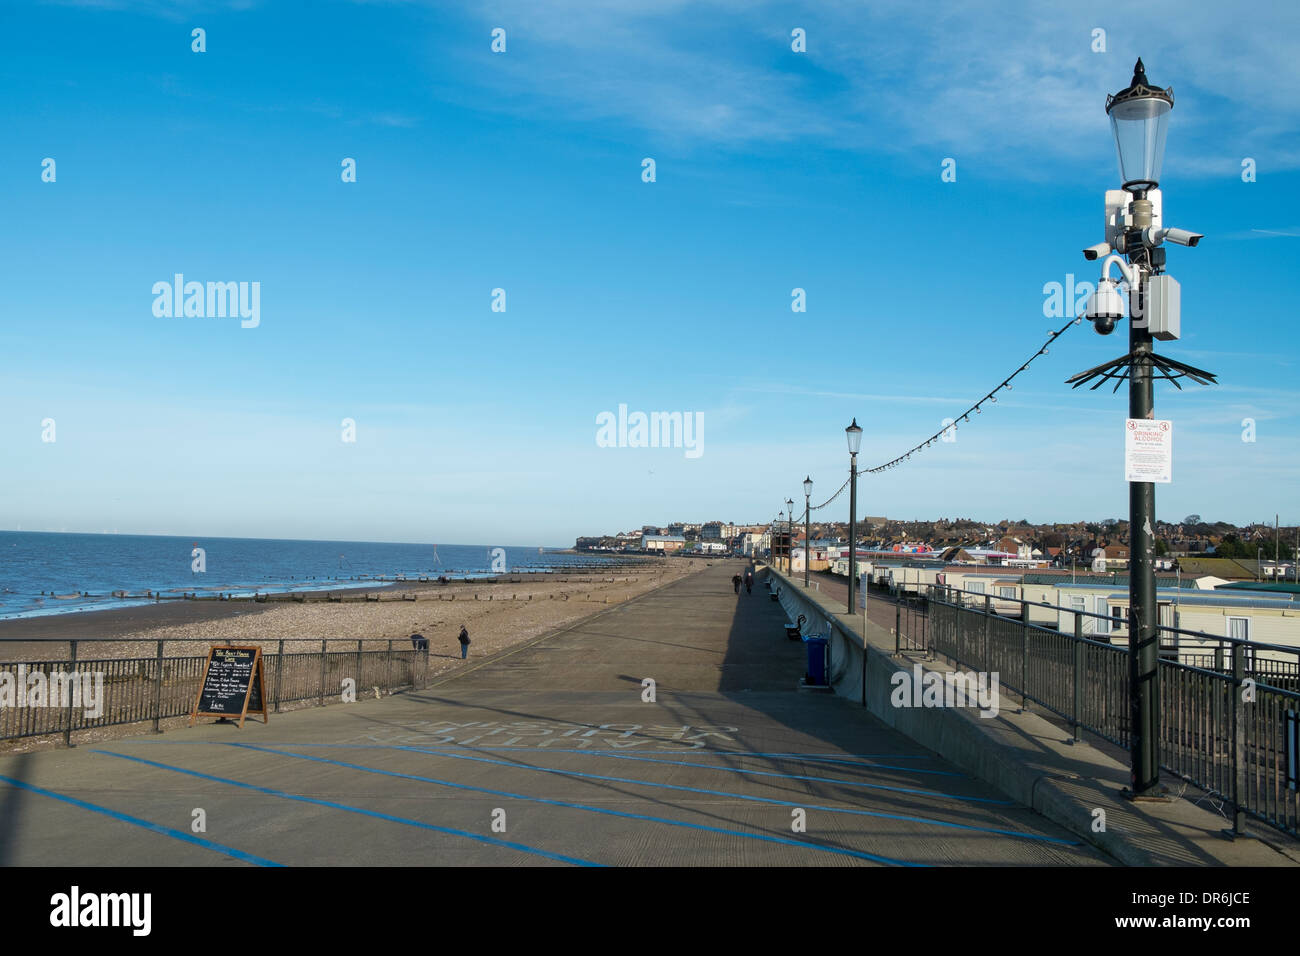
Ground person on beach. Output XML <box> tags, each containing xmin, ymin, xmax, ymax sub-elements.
<box><xmin>458</xmin><ymin>624</ymin><xmax>470</xmax><ymax>659</ymax></box>
<box><xmin>732</xmin><ymin>573</ymin><xmax>741</xmax><ymax>594</ymax></box>
<box><xmin>410</xmin><ymin>632</ymin><xmax>428</xmax><ymax>652</ymax></box>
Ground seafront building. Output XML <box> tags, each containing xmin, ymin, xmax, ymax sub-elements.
<box><xmin>641</xmin><ymin>534</ymin><xmax>686</xmax><ymax>552</ymax></box>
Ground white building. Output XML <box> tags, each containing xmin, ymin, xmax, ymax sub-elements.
<box><xmin>641</xmin><ymin>534</ymin><xmax>686</xmax><ymax>552</ymax></box>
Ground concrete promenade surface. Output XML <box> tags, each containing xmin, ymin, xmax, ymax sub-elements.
<box><xmin>0</xmin><ymin>563</ymin><xmax>1111</xmax><ymax>867</ymax></box>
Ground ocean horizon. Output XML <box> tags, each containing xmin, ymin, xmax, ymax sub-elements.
<box><xmin>0</xmin><ymin>531</ymin><xmax>638</xmax><ymax>621</ymax></box>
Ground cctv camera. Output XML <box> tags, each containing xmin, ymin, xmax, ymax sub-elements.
<box><xmin>1085</xmin><ymin>277</ymin><xmax>1127</xmax><ymax>328</ymax></box>
<box><xmin>1083</xmin><ymin>242</ymin><xmax>1111</xmax><ymax>261</ymax></box>
<box><xmin>1163</xmin><ymin>227</ymin><xmax>1203</xmax><ymax>247</ymax></box>
<box><xmin>1144</xmin><ymin>226</ymin><xmax>1204</xmax><ymax>248</ymax></box>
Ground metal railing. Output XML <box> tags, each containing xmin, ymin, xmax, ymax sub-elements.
<box><xmin>923</xmin><ymin>585</ymin><xmax>1300</xmax><ymax>839</ymax></box>
<box><xmin>0</xmin><ymin>639</ymin><xmax>436</xmax><ymax>746</ymax></box>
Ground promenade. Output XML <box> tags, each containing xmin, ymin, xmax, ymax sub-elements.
<box><xmin>0</xmin><ymin>563</ymin><xmax>1108</xmax><ymax>866</ymax></box>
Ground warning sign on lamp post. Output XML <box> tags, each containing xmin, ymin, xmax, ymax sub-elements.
<box><xmin>1125</xmin><ymin>419</ymin><xmax>1172</xmax><ymax>483</ymax></box>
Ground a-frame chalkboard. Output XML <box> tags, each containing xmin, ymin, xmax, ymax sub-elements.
<box><xmin>190</xmin><ymin>645</ymin><xmax>269</xmax><ymax>728</ymax></box>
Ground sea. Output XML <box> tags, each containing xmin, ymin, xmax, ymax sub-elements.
<box><xmin>0</xmin><ymin>531</ymin><xmax>639</xmax><ymax>621</ymax></box>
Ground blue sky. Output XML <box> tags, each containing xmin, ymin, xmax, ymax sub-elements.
<box><xmin>2</xmin><ymin>0</ymin><xmax>1298</xmax><ymax>546</ymax></box>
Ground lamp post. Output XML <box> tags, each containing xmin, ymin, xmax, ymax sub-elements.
<box><xmin>777</xmin><ymin>512</ymin><xmax>784</xmax><ymax>571</ymax></box>
<box><xmin>1069</xmin><ymin>59</ymin><xmax>1214</xmax><ymax>800</ymax></box>
<box><xmin>786</xmin><ymin>497</ymin><xmax>794</xmax><ymax>574</ymax></box>
<box><xmin>803</xmin><ymin>476</ymin><xmax>813</xmax><ymax>588</ymax></box>
<box><xmin>846</xmin><ymin>418</ymin><xmax>862</xmax><ymax>614</ymax></box>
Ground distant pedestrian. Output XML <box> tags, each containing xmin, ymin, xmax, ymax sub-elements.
<box><xmin>458</xmin><ymin>624</ymin><xmax>470</xmax><ymax>659</ymax></box>
<box><xmin>744</xmin><ymin>570</ymin><xmax>753</xmax><ymax>594</ymax></box>
<box><xmin>732</xmin><ymin>573</ymin><xmax>742</xmax><ymax>594</ymax></box>
<box><xmin>409</xmin><ymin>632</ymin><xmax>428</xmax><ymax>652</ymax></box>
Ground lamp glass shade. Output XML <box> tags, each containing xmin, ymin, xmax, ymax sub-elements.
<box><xmin>845</xmin><ymin>418</ymin><xmax>863</xmax><ymax>455</ymax></box>
<box><xmin>1106</xmin><ymin>60</ymin><xmax>1173</xmax><ymax>189</ymax></box>
<box><xmin>1109</xmin><ymin>97</ymin><xmax>1170</xmax><ymax>187</ymax></box>
<box><xmin>803</xmin><ymin>476</ymin><xmax>813</xmax><ymax>497</ymax></box>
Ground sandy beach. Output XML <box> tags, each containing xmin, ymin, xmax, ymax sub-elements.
<box><xmin>0</xmin><ymin>560</ymin><xmax>706</xmax><ymax>669</ymax></box>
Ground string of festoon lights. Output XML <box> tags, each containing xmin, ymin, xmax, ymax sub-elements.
<box><xmin>858</xmin><ymin>315</ymin><xmax>1081</xmax><ymax>476</ymax></box>
<box><xmin>784</xmin><ymin>315</ymin><xmax>1083</xmax><ymax>523</ymax></box>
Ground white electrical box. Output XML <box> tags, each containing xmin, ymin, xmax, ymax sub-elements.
<box><xmin>1147</xmin><ymin>274</ymin><xmax>1180</xmax><ymax>340</ymax></box>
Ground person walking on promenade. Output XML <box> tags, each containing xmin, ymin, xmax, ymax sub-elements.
<box><xmin>458</xmin><ymin>624</ymin><xmax>471</xmax><ymax>659</ymax></box>
<box><xmin>744</xmin><ymin>569</ymin><xmax>753</xmax><ymax>594</ymax></box>
<box><xmin>732</xmin><ymin>573</ymin><xmax>742</xmax><ymax>594</ymax></box>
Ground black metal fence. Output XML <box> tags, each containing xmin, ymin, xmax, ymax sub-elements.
<box><xmin>0</xmin><ymin>639</ymin><xmax>435</xmax><ymax>746</ymax></box>
<box><xmin>920</xmin><ymin>585</ymin><xmax>1300</xmax><ymax>838</ymax></box>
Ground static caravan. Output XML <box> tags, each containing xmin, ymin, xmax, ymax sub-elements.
<box><xmin>1154</xmin><ymin>591</ymin><xmax>1299</xmax><ymax>667</ymax></box>
<box><xmin>1043</xmin><ymin>583</ymin><xmax>1300</xmax><ymax>661</ymax></box>
<box><xmin>936</xmin><ymin>569</ymin><xmax>1025</xmax><ymax>616</ymax></box>
<box><xmin>1047</xmin><ymin>583</ymin><xmax>1150</xmax><ymax>640</ymax></box>
<box><xmin>1015</xmin><ymin>581</ymin><xmax>1067</xmax><ymax>628</ymax></box>
<box><xmin>886</xmin><ymin>565</ymin><xmax>941</xmax><ymax>597</ymax></box>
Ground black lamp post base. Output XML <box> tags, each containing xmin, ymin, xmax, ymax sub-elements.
<box><xmin>1120</xmin><ymin>784</ymin><xmax>1174</xmax><ymax>803</ymax></box>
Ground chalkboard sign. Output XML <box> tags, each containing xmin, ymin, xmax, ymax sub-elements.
<box><xmin>190</xmin><ymin>645</ymin><xmax>269</xmax><ymax>728</ymax></box>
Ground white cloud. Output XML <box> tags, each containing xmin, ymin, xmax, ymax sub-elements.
<box><xmin>426</xmin><ymin>0</ymin><xmax>1300</xmax><ymax>177</ymax></box>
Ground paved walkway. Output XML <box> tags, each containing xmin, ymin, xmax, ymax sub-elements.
<box><xmin>0</xmin><ymin>563</ymin><xmax>1109</xmax><ymax>866</ymax></box>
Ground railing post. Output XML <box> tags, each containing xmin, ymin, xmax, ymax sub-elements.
<box><xmin>1230</xmin><ymin>643</ymin><xmax>1247</xmax><ymax>836</ymax></box>
<box><xmin>64</xmin><ymin>641</ymin><xmax>78</xmax><ymax>748</ymax></box>
<box><xmin>318</xmin><ymin>639</ymin><xmax>327</xmax><ymax>706</ymax></box>
<box><xmin>356</xmin><ymin>639</ymin><xmax>364</xmax><ymax>692</ymax></box>
<box><xmin>386</xmin><ymin>639</ymin><xmax>393</xmax><ymax>693</ymax></box>
<box><xmin>1020</xmin><ymin>600</ymin><xmax>1030</xmax><ymax>714</ymax></box>
<box><xmin>152</xmin><ymin>640</ymin><xmax>164</xmax><ymax>733</ymax></box>
<box><xmin>1072</xmin><ymin>615</ymin><xmax>1084</xmax><ymax>743</ymax></box>
<box><xmin>895</xmin><ymin>601</ymin><xmax>901</xmax><ymax>649</ymax></box>
<box><xmin>274</xmin><ymin>639</ymin><xmax>285</xmax><ymax>713</ymax></box>
<box><xmin>1213</xmin><ymin>643</ymin><xmax>1224</xmax><ymax>762</ymax></box>
<box><xmin>982</xmin><ymin>595</ymin><xmax>991</xmax><ymax>672</ymax></box>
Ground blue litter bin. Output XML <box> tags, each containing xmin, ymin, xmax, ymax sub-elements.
<box><xmin>804</xmin><ymin>634</ymin><xmax>828</xmax><ymax>685</ymax></box>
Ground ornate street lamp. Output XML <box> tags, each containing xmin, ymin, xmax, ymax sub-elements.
<box><xmin>803</xmin><ymin>476</ymin><xmax>813</xmax><ymax>588</ymax></box>
<box><xmin>777</xmin><ymin>511</ymin><xmax>784</xmax><ymax>569</ymax></box>
<box><xmin>846</xmin><ymin>418</ymin><xmax>862</xmax><ymax>614</ymax></box>
<box><xmin>1068</xmin><ymin>59</ymin><xmax>1216</xmax><ymax>804</ymax></box>
<box><xmin>786</xmin><ymin>498</ymin><xmax>794</xmax><ymax>573</ymax></box>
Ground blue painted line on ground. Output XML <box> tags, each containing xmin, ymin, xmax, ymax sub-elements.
<box><xmin>304</xmin><ymin>743</ymin><xmax>957</xmax><ymax>776</ymax></box>
<box><xmin>553</xmin><ymin>750</ymin><xmax>981</xmax><ymax>788</ymax></box>
<box><xmin>228</xmin><ymin>743</ymin><xmax>922</xmax><ymax>866</ymax></box>
<box><xmin>378</xmin><ymin>746</ymin><xmax>1079</xmax><ymax>846</ymax></box>
<box><xmin>791</xmin><ymin>754</ymin><xmax>939</xmax><ymax>770</ymax></box>
<box><xmin>105</xmin><ymin>741</ymin><xmax>933</xmax><ymax>760</ymax></box>
<box><xmin>91</xmin><ymin>750</ymin><xmax>601</xmax><ymax>867</ymax></box>
<box><xmin>607</xmin><ymin>753</ymin><xmax>962</xmax><ymax>777</ymax></box>
<box><xmin>0</xmin><ymin>772</ymin><xmax>282</xmax><ymax>866</ymax></box>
